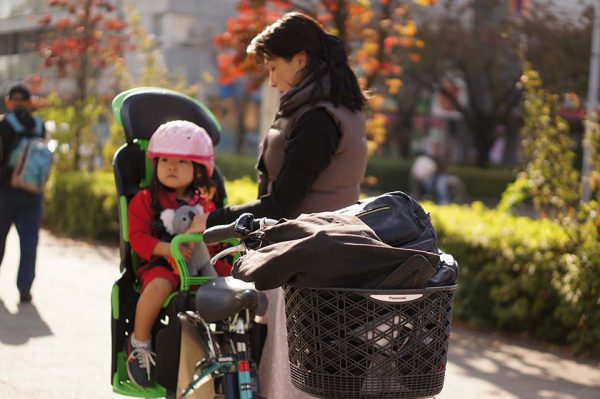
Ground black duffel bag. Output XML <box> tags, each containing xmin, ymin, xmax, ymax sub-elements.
<box><xmin>337</xmin><ymin>191</ymin><xmax>438</xmax><ymax>253</ymax></box>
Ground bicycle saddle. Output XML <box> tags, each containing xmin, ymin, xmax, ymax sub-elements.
<box><xmin>194</xmin><ymin>277</ymin><xmax>264</xmax><ymax>322</ymax></box>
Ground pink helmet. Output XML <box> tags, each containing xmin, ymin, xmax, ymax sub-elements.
<box><xmin>147</xmin><ymin>120</ymin><xmax>214</xmax><ymax>177</ymax></box>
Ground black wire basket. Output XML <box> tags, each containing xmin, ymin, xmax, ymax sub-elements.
<box><xmin>283</xmin><ymin>285</ymin><xmax>457</xmax><ymax>399</ymax></box>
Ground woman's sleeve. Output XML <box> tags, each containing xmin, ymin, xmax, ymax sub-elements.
<box><xmin>207</xmin><ymin>108</ymin><xmax>340</xmax><ymax>227</ymax></box>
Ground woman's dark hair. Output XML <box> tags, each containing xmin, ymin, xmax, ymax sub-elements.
<box><xmin>247</xmin><ymin>12</ymin><xmax>366</xmax><ymax>111</ymax></box>
<box><xmin>149</xmin><ymin>161</ymin><xmax>217</xmax><ymax>238</ymax></box>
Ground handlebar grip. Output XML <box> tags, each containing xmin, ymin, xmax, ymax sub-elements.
<box><xmin>203</xmin><ymin>222</ymin><xmax>237</xmax><ymax>244</ymax></box>
<box><xmin>261</xmin><ymin>218</ymin><xmax>278</xmax><ymax>227</ymax></box>
<box><xmin>203</xmin><ymin>213</ymin><xmax>278</xmax><ymax>244</ymax></box>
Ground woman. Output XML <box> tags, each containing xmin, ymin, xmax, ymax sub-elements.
<box><xmin>193</xmin><ymin>12</ymin><xmax>368</xmax><ymax>398</ymax></box>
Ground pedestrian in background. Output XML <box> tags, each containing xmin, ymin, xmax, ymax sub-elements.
<box><xmin>409</xmin><ymin>141</ymin><xmax>451</xmax><ymax>204</ymax></box>
<box><xmin>0</xmin><ymin>83</ymin><xmax>47</xmax><ymax>304</ymax></box>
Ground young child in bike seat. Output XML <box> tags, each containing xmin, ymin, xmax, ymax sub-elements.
<box><xmin>125</xmin><ymin>120</ymin><xmax>227</xmax><ymax>388</ymax></box>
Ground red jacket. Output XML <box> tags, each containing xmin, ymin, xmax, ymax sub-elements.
<box><xmin>128</xmin><ymin>188</ymin><xmax>232</xmax><ymax>276</ymax></box>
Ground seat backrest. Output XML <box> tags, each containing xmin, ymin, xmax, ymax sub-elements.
<box><xmin>113</xmin><ymin>87</ymin><xmax>221</xmax><ymax>145</ymax></box>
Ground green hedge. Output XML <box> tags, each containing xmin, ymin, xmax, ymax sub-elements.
<box><xmin>43</xmin><ymin>171</ymin><xmax>119</xmax><ymax>240</ymax></box>
<box><xmin>42</xmin><ymin>170</ymin><xmax>598</xmax><ymax>354</ymax></box>
<box><xmin>365</xmin><ymin>157</ymin><xmax>412</xmax><ymax>193</ymax></box>
<box><xmin>365</xmin><ymin>157</ymin><xmax>516</xmax><ymax>198</ymax></box>
<box><xmin>214</xmin><ymin>153</ymin><xmax>516</xmax><ymax>199</ymax></box>
<box><xmin>215</xmin><ymin>153</ymin><xmax>258</xmax><ymax>181</ymax></box>
<box><xmin>427</xmin><ymin>201</ymin><xmax>600</xmax><ymax>355</ymax></box>
<box><xmin>446</xmin><ymin>164</ymin><xmax>516</xmax><ymax>198</ymax></box>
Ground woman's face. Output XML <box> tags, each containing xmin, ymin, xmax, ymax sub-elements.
<box><xmin>266</xmin><ymin>52</ymin><xmax>307</xmax><ymax>93</ymax></box>
<box><xmin>156</xmin><ymin>157</ymin><xmax>195</xmax><ymax>195</ymax></box>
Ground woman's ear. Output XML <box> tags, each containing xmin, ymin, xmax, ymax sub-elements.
<box><xmin>294</xmin><ymin>51</ymin><xmax>308</xmax><ymax>69</ymax></box>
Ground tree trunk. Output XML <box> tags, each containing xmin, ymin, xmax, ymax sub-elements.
<box><xmin>470</xmin><ymin>120</ymin><xmax>495</xmax><ymax>167</ymax></box>
<box><xmin>398</xmin><ymin>114</ymin><xmax>414</xmax><ymax>159</ymax></box>
<box><xmin>72</xmin><ymin>0</ymin><xmax>93</xmax><ymax>170</ymax></box>
<box><xmin>235</xmin><ymin>92</ymin><xmax>248</xmax><ymax>153</ymax></box>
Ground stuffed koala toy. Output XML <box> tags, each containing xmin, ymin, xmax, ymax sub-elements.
<box><xmin>160</xmin><ymin>205</ymin><xmax>217</xmax><ymax>277</ymax></box>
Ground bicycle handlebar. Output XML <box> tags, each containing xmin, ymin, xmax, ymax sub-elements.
<box><xmin>203</xmin><ymin>221</ymin><xmax>238</xmax><ymax>244</ymax></box>
<box><xmin>203</xmin><ymin>213</ymin><xmax>277</xmax><ymax>244</ymax></box>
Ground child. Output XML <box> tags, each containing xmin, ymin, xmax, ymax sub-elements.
<box><xmin>125</xmin><ymin>120</ymin><xmax>222</xmax><ymax>388</ymax></box>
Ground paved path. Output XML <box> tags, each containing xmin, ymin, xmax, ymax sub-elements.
<box><xmin>0</xmin><ymin>228</ymin><xmax>598</xmax><ymax>399</ymax></box>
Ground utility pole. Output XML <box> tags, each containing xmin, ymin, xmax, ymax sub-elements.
<box><xmin>582</xmin><ymin>0</ymin><xmax>600</xmax><ymax>202</ymax></box>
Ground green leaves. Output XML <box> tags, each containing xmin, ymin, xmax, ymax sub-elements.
<box><xmin>519</xmin><ymin>68</ymin><xmax>580</xmax><ymax>220</ymax></box>
<box><xmin>429</xmin><ymin>202</ymin><xmax>599</xmax><ymax>355</ymax></box>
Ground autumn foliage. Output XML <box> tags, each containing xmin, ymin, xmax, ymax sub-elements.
<box><xmin>37</xmin><ymin>0</ymin><xmax>130</xmax><ymax>89</ymax></box>
<box><xmin>215</xmin><ymin>1</ymin><xmax>430</xmax><ymax>89</ymax></box>
<box><xmin>36</xmin><ymin>0</ymin><xmax>132</xmax><ymax>170</ymax></box>
<box><xmin>214</xmin><ymin>0</ymin><xmax>290</xmax><ymax>88</ymax></box>
<box><xmin>214</xmin><ymin>0</ymin><xmax>435</xmax><ymax>148</ymax></box>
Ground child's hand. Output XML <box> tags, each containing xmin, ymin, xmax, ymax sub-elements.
<box><xmin>178</xmin><ymin>244</ymin><xmax>194</xmax><ymax>261</ymax></box>
<box><xmin>186</xmin><ymin>213</ymin><xmax>209</xmax><ymax>234</ymax></box>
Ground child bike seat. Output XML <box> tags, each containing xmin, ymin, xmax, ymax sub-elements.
<box><xmin>194</xmin><ymin>277</ymin><xmax>264</xmax><ymax>322</ymax></box>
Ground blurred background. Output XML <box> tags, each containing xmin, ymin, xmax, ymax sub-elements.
<box><xmin>0</xmin><ymin>0</ymin><xmax>598</xmax><ymax>356</ymax></box>
<box><xmin>0</xmin><ymin>1</ymin><xmax>592</xmax><ymax>166</ymax></box>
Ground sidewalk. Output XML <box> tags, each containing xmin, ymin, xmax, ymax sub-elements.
<box><xmin>0</xmin><ymin>228</ymin><xmax>598</xmax><ymax>398</ymax></box>
<box><xmin>441</xmin><ymin>328</ymin><xmax>599</xmax><ymax>398</ymax></box>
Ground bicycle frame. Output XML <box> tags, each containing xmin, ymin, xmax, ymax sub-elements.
<box><xmin>178</xmin><ymin>309</ymin><xmax>258</xmax><ymax>399</ymax></box>
<box><xmin>170</xmin><ymin>235</ymin><xmax>260</xmax><ymax>399</ymax></box>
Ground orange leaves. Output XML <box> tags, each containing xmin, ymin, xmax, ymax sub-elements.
<box><xmin>103</xmin><ymin>18</ymin><xmax>127</xmax><ymax>32</ymax></box>
<box><xmin>386</xmin><ymin>78</ymin><xmax>403</xmax><ymax>95</ymax></box>
<box><xmin>366</xmin><ymin>111</ymin><xmax>388</xmax><ymax>148</ymax></box>
<box><xmin>413</xmin><ymin>0</ymin><xmax>437</xmax><ymax>6</ymax></box>
<box><xmin>322</xmin><ymin>0</ymin><xmax>339</xmax><ymax>13</ymax></box>
<box><xmin>359</xmin><ymin>57</ymin><xmax>381</xmax><ymax>76</ymax></box>
<box><xmin>213</xmin><ymin>0</ymin><xmax>294</xmax><ymax>89</ymax></box>
<box><xmin>213</xmin><ymin>0</ymin><xmax>427</xmax><ymax>111</ymax></box>
<box><xmin>383</xmin><ymin>36</ymin><xmax>395</xmax><ymax>50</ymax></box>
<box><xmin>216</xmin><ymin>52</ymin><xmax>257</xmax><ymax>85</ymax></box>
<box><xmin>38</xmin><ymin>15</ymin><xmax>52</xmax><ymax>26</ymax></box>
<box><xmin>37</xmin><ymin>0</ymin><xmax>131</xmax><ymax>83</ymax></box>
<box><xmin>399</xmin><ymin>20</ymin><xmax>417</xmax><ymax>37</ymax></box>
<box><xmin>368</xmin><ymin>94</ymin><xmax>385</xmax><ymax>112</ymax></box>
<box><xmin>408</xmin><ymin>53</ymin><xmax>422</xmax><ymax>63</ymax></box>
<box><xmin>363</xmin><ymin>42</ymin><xmax>379</xmax><ymax>57</ymax></box>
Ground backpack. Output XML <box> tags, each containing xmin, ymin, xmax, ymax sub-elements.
<box><xmin>5</xmin><ymin>112</ymin><xmax>54</xmax><ymax>194</ymax></box>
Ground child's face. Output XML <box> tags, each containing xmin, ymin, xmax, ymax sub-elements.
<box><xmin>156</xmin><ymin>157</ymin><xmax>195</xmax><ymax>194</ymax></box>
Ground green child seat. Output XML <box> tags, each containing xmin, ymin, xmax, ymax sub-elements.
<box><xmin>110</xmin><ymin>87</ymin><xmax>230</xmax><ymax>398</ymax></box>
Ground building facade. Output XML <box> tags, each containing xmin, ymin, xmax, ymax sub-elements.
<box><xmin>0</xmin><ymin>0</ymin><xmax>237</xmax><ymax>99</ymax></box>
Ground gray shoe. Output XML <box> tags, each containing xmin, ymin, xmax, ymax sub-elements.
<box><xmin>124</xmin><ymin>337</ymin><xmax>156</xmax><ymax>388</ymax></box>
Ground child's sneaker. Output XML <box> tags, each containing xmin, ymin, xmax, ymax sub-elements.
<box><xmin>124</xmin><ymin>336</ymin><xmax>156</xmax><ymax>388</ymax></box>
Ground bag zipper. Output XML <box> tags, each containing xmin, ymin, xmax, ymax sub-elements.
<box><xmin>355</xmin><ymin>205</ymin><xmax>391</xmax><ymax>218</ymax></box>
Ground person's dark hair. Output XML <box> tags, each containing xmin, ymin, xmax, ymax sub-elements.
<box><xmin>247</xmin><ymin>12</ymin><xmax>366</xmax><ymax>111</ymax></box>
<box><xmin>8</xmin><ymin>83</ymin><xmax>31</xmax><ymax>101</ymax></box>
<box><xmin>149</xmin><ymin>161</ymin><xmax>217</xmax><ymax>238</ymax></box>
